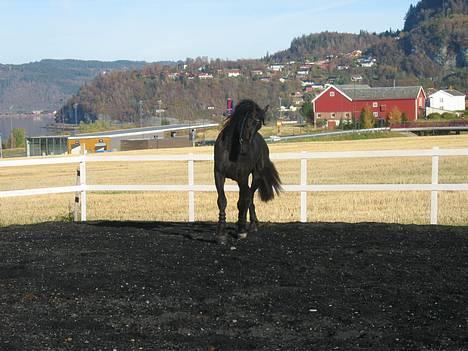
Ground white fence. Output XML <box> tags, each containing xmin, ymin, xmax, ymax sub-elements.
<box><xmin>1</xmin><ymin>147</ymin><xmax>468</xmax><ymax>225</ymax></box>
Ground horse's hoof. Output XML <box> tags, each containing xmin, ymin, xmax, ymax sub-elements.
<box><xmin>236</xmin><ymin>232</ymin><xmax>248</xmax><ymax>240</ymax></box>
<box><xmin>215</xmin><ymin>235</ymin><xmax>228</xmax><ymax>245</ymax></box>
<box><xmin>248</xmin><ymin>222</ymin><xmax>258</xmax><ymax>233</ymax></box>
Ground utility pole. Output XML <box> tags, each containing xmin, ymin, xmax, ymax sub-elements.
<box><xmin>279</xmin><ymin>97</ymin><xmax>282</xmax><ymax>120</ymax></box>
<box><xmin>10</xmin><ymin>114</ymin><xmax>13</xmax><ymax>148</ymax></box>
<box><xmin>8</xmin><ymin>105</ymin><xmax>14</xmax><ymax>148</ymax></box>
<box><xmin>73</xmin><ymin>103</ymin><xmax>78</xmax><ymax>136</ymax></box>
<box><xmin>158</xmin><ymin>99</ymin><xmax>162</xmax><ymax>125</ymax></box>
<box><xmin>138</xmin><ymin>100</ymin><xmax>143</xmax><ymax>127</ymax></box>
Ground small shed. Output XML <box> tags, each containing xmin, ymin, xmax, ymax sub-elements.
<box><xmin>26</xmin><ymin>136</ymin><xmax>68</xmax><ymax>157</ymax></box>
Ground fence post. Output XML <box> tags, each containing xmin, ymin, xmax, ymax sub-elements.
<box><xmin>74</xmin><ymin>168</ymin><xmax>80</xmax><ymax>222</ymax></box>
<box><xmin>430</xmin><ymin>147</ymin><xmax>439</xmax><ymax>225</ymax></box>
<box><xmin>300</xmin><ymin>152</ymin><xmax>307</xmax><ymax>222</ymax></box>
<box><xmin>188</xmin><ymin>154</ymin><xmax>195</xmax><ymax>222</ymax></box>
<box><xmin>80</xmin><ymin>152</ymin><xmax>87</xmax><ymax>222</ymax></box>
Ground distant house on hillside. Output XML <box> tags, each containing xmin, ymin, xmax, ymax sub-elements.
<box><xmin>225</xmin><ymin>69</ymin><xmax>241</xmax><ymax>77</ymax></box>
<box><xmin>251</xmin><ymin>69</ymin><xmax>264</xmax><ymax>76</ymax></box>
<box><xmin>198</xmin><ymin>73</ymin><xmax>213</xmax><ymax>79</ymax></box>
<box><xmin>358</xmin><ymin>56</ymin><xmax>377</xmax><ymax>68</ymax></box>
<box><xmin>312</xmin><ymin>84</ymin><xmax>426</xmax><ymax>129</ymax></box>
<box><xmin>269</xmin><ymin>64</ymin><xmax>285</xmax><ymax>72</ymax></box>
<box><xmin>427</xmin><ymin>89</ymin><xmax>465</xmax><ymax>114</ymax></box>
<box><xmin>291</xmin><ymin>92</ymin><xmax>304</xmax><ymax>105</ymax></box>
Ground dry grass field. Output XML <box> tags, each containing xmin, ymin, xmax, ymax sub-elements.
<box><xmin>1</xmin><ymin>134</ymin><xmax>467</xmax><ymax>226</ymax></box>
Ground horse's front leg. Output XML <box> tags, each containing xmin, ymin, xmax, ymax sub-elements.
<box><xmin>214</xmin><ymin>170</ymin><xmax>228</xmax><ymax>244</ymax></box>
<box><xmin>248</xmin><ymin>174</ymin><xmax>260</xmax><ymax>233</ymax></box>
<box><xmin>236</xmin><ymin>177</ymin><xmax>251</xmax><ymax>239</ymax></box>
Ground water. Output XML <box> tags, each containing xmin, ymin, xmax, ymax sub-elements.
<box><xmin>0</xmin><ymin>114</ymin><xmax>57</xmax><ymax>140</ymax></box>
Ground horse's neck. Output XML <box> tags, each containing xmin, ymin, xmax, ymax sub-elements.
<box><xmin>221</xmin><ymin>126</ymin><xmax>237</xmax><ymax>144</ymax></box>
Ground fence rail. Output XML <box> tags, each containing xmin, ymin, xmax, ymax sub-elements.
<box><xmin>1</xmin><ymin>147</ymin><xmax>468</xmax><ymax>225</ymax></box>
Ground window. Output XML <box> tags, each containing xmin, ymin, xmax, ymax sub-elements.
<box><xmin>331</xmin><ymin>113</ymin><xmax>336</xmax><ymax>118</ymax></box>
<box><xmin>317</xmin><ymin>113</ymin><xmax>321</xmax><ymax>117</ymax></box>
<box><xmin>373</xmin><ymin>112</ymin><xmax>379</xmax><ymax>117</ymax></box>
<box><xmin>439</xmin><ymin>97</ymin><xmax>444</xmax><ymax>103</ymax></box>
<box><xmin>330</xmin><ymin>91</ymin><xmax>335</xmax><ymax>97</ymax></box>
<box><xmin>372</xmin><ymin>102</ymin><xmax>378</xmax><ymax>108</ymax></box>
<box><xmin>380</xmin><ymin>105</ymin><xmax>386</xmax><ymax>112</ymax></box>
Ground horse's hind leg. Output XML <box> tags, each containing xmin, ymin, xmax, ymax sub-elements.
<box><xmin>215</xmin><ymin>170</ymin><xmax>228</xmax><ymax>244</ymax></box>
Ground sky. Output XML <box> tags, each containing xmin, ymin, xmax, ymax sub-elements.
<box><xmin>0</xmin><ymin>0</ymin><xmax>419</xmax><ymax>64</ymax></box>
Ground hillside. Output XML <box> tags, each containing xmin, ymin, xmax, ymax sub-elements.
<box><xmin>0</xmin><ymin>60</ymin><xmax>155</xmax><ymax>113</ymax></box>
<box><xmin>369</xmin><ymin>0</ymin><xmax>467</xmax><ymax>87</ymax></box>
<box><xmin>57</xmin><ymin>62</ymin><xmax>302</xmax><ymax>124</ymax></box>
<box><xmin>269</xmin><ymin>31</ymin><xmax>383</xmax><ymax>62</ymax></box>
<box><xmin>271</xmin><ymin>0</ymin><xmax>466</xmax><ymax>87</ymax></box>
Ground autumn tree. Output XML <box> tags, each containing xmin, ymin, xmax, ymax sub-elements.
<box><xmin>360</xmin><ymin>106</ymin><xmax>375</xmax><ymax>129</ymax></box>
<box><xmin>386</xmin><ymin>106</ymin><xmax>402</xmax><ymax>125</ymax></box>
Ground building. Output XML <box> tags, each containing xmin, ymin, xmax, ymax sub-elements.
<box><xmin>26</xmin><ymin>123</ymin><xmax>218</xmax><ymax>156</ymax></box>
<box><xmin>427</xmin><ymin>89</ymin><xmax>465</xmax><ymax>114</ymax></box>
<box><xmin>225</xmin><ymin>69</ymin><xmax>241</xmax><ymax>78</ymax></box>
<box><xmin>269</xmin><ymin>64</ymin><xmax>285</xmax><ymax>72</ymax></box>
<box><xmin>26</xmin><ymin>136</ymin><xmax>68</xmax><ymax>157</ymax></box>
<box><xmin>198</xmin><ymin>73</ymin><xmax>213</xmax><ymax>80</ymax></box>
<box><xmin>312</xmin><ymin>84</ymin><xmax>426</xmax><ymax>128</ymax></box>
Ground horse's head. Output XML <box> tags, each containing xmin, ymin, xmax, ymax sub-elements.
<box><xmin>238</xmin><ymin>103</ymin><xmax>269</xmax><ymax>155</ymax></box>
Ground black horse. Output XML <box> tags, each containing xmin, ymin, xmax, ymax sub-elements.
<box><xmin>214</xmin><ymin>99</ymin><xmax>282</xmax><ymax>244</ymax></box>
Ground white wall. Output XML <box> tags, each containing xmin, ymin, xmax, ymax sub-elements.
<box><xmin>429</xmin><ymin>91</ymin><xmax>465</xmax><ymax>112</ymax></box>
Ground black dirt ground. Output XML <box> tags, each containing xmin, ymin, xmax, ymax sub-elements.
<box><xmin>0</xmin><ymin>221</ymin><xmax>467</xmax><ymax>351</ymax></box>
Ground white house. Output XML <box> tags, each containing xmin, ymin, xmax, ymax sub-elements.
<box><xmin>226</xmin><ymin>69</ymin><xmax>241</xmax><ymax>77</ymax></box>
<box><xmin>428</xmin><ymin>89</ymin><xmax>465</xmax><ymax>112</ymax></box>
<box><xmin>198</xmin><ymin>73</ymin><xmax>213</xmax><ymax>79</ymax></box>
<box><xmin>269</xmin><ymin>64</ymin><xmax>285</xmax><ymax>72</ymax></box>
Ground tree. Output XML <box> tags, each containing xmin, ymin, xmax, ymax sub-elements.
<box><xmin>386</xmin><ymin>106</ymin><xmax>402</xmax><ymax>125</ymax></box>
<box><xmin>401</xmin><ymin>112</ymin><xmax>409</xmax><ymax>123</ymax></box>
<box><xmin>7</xmin><ymin>128</ymin><xmax>25</xmax><ymax>149</ymax></box>
<box><xmin>299</xmin><ymin>101</ymin><xmax>314</xmax><ymax>124</ymax></box>
<box><xmin>360</xmin><ymin>106</ymin><xmax>375</xmax><ymax>129</ymax></box>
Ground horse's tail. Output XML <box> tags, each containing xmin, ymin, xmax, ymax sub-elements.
<box><xmin>258</xmin><ymin>159</ymin><xmax>282</xmax><ymax>202</ymax></box>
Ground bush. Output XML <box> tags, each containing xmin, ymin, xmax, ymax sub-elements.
<box><xmin>441</xmin><ymin>112</ymin><xmax>457</xmax><ymax>120</ymax></box>
<box><xmin>427</xmin><ymin>113</ymin><xmax>442</xmax><ymax>119</ymax></box>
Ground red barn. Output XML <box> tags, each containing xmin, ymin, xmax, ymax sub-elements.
<box><xmin>312</xmin><ymin>84</ymin><xmax>426</xmax><ymax>128</ymax></box>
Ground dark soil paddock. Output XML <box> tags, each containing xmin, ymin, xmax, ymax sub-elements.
<box><xmin>0</xmin><ymin>221</ymin><xmax>467</xmax><ymax>350</ymax></box>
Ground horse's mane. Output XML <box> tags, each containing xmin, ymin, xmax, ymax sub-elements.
<box><xmin>220</xmin><ymin>99</ymin><xmax>262</xmax><ymax>138</ymax></box>
<box><xmin>219</xmin><ymin>99</ymin><xmax>264</xmax><ymax>162</ymax></box>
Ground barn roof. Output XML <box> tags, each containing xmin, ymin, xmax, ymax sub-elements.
<box><xmin>336</xmin><ymin>85</ymin><xmax>423</xmax><ymax>100</ymax></box>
